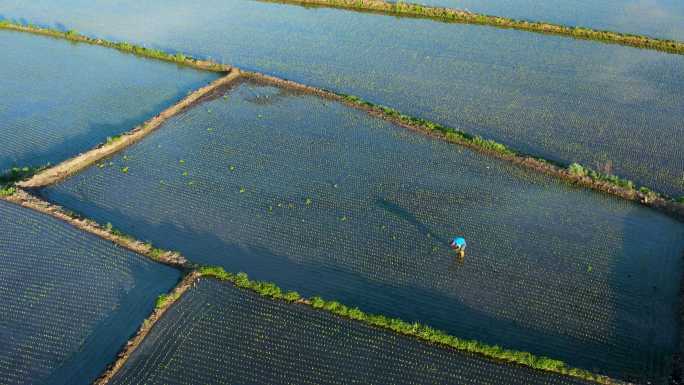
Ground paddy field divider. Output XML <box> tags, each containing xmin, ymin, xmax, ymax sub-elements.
<box><xmin>92</xmin><ymin>271</ymin><xmax>201</xmax><ymax>385</ymax></box>
<box><xmin>0</xmin><ymin>189</ymin><xmax>620</xmax><ymax>384</ymax></box>
<box><xmin>258</xmin><ymin>0</ymin><xmax>684</xmax><ymax>55</ymax></box>
<box><xmin>2</xmin><ymin>20</ymin><xmax>682</xmax><ymax>221</ymax></box>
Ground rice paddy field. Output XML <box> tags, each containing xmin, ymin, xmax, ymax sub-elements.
<box><xmin>3</xmin><ymin>1</ymin><xmax>684</xmax><ymax>384</ymax></box>
<box><xmin>37</xmin><ymin>81</ymin><xmax>684</xmax><ymax>383</ymax></box>
<box><xmin>110</xmin><ymin>278</ymin><xmax>592</xmax><ymax>385</ymax></box>
<box><xmin>2</xmin><ymin>0</ymin><xmax>684</xmax><ymax>197</ymax></box>
<box><xmin>386</xmin><ymin>0</ymin><xmax>684</xmax><ymax>41</ymax></box>
<box><xmin>0</xmin><ymin>29</ymin><xmax>218</xmax><ymax>174</ymax></box>
<box><xmin>0</xmin><ymin>200</ymin><xmax>180</xmax><ymax>385</ymax></box>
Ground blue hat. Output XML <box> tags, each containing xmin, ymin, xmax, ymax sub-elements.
<box><xmin>452</xmin><ymin>237</ymin><xmax>466</xmax><ymax>247</ymax></box>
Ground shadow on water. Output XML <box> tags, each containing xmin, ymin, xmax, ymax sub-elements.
<box><xmin>45</xmin><ymin>266</ymin><xmax>180</xmax><ymax>385</ymax></box>
<box><xmin>610</xmin><ymin>207</ymin><xmax>684</xmax><ymax>384</ymax></box>
<box><xmin>35</xmin><ymin>188</ymin><xmax>650</xmax><ymax>378</ymax></box>
<box><xmin>0</xmin><ymin>88</ymin><xmax>198</xmax><ymax>174</ymax></box>
<box><xmin>376</xmin><ymin>196</ymin><xmax>446</xmax><ymax>246</ymax></box>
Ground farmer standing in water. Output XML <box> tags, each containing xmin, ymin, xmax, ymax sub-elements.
<box><xmin>450</xmin><ymin>236</ymin><xmax>467</xmax><ymax>259</ymax></box>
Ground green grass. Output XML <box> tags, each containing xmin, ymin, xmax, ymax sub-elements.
<box><xmin>567</xmin><ymin>163</ymin><xmax>635</xmax><ymax>189</ymax></box>
<box><xmin>0</xmin><ymin>166</ymin><xmax>47</xmax><ymax>196</ymax></box>
<box><xmin>104</xmin><ymin>222</ymin><xmax>138</xmax><ymax>243</ymax></box>
<box><xmin>568</xmin><ymin>163</ymin><xmax>588</xmax><ymax>177</ymax></box>
<box><xmin>0</xmin><ymin>186</ymin><xmax>16</xmax><ymax>197</ymax></box>
<box><xmin>257</xmin><ymin>0</ymin><xmax>684</xmax><ymax>55</ymax></box>
<box><xmin>154</xmin><ymin>287</ymin><xmax>186</xmax><ymax>309</ymax></box>
<box><xmin>0</xmin><ymin>166</ymin><xmax>45</xmax><ymax>185</ymax></box>
<box><xmin>106</xmin><ymin>135</ymin><xmax>123</xmax><ymax>145</ymax></box>
<box><xmin>147</xmin><ymin>247</ymin><xmax>166</xmax><ymax>260</ymax></box>
<box><xmin>196</xmin><ymin>266</ymin><xmax>612</xmax><ymax>383</ymax></box>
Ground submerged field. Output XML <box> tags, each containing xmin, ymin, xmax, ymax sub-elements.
<box><xmin>39</xmin><ymin>81</ymin><xmax>684</xmax><ymax>383</ymax></box>
<box><xmin>111</xmin><ymin>278</ymin><xmax>592</xmax><ymax>385</ymax></box>
<box><xmin>0</xmin><ymin>200</ymin><xmax>180</xmax><ymax>385</ymax></box>
<box><xmin>0</xmin><ymin>29</ymin><xmax>218</xmax><ymax>174</ymax></box>
<box><xmin>2</xmin><ymin>0</ymin><xmax>684</xmax><ymax>196</ymax></box>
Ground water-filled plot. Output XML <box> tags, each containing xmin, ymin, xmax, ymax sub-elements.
<box><xmin>40</xmin><ymin>81</ymin><xmax>684</xmax><ymax>383</ymax></box>
<box><xmin>111</xmin><ymin>278</ymin><xmax>592</xmax><ymax>385</ymax></box>
<box><xmin>0</xmin><ymin>200</ymin><xmax>180</xmax><ymax>385</ymax></box>
<box><xmin>0</xmin><ymin>29</ymin><xmax>218</xmax><ymax>174</ymax></box>
<box><xmin>3</xmin><ymin>0</ymin><xmax>684</xmax><ymax>196</ymax></box>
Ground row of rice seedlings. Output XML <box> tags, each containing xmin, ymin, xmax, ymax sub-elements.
<box><xmin>0</xmin><ymin>20</ymin><xmax>229</xmax><ymax>72</ymax></box>
<box><xmin>194</xmin><ymin>265</ymin><xmax>616</xmax><ymax>384</ymax></box>
<box><xmin>256</xmin><ymin>0</ymin><xmax>684</xmax><ymax>54</ymax></box>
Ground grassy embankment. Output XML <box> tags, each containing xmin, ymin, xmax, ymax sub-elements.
<box><xmin>0</xmin><ymin>20</ymin><xmax>229</xmax><ymax>72</ymax></box>
<box><xmin>245</xmin><ymin>73</ymin><xmax>684</xmax><ymax>220</ymax></box>
<box><xmin>336</xmin><ymin>93</ymin><xmax>684</xmax><ymax>217</ymax></box>
<box><xmin>195</xmin><ymin>265</ymin><xmax>617</xmax><ymax>384</ymax></box>
<box><xmin>259</xmin><ymin>0</ymin><xmax>684</xmax><ymax>55</ymax></box>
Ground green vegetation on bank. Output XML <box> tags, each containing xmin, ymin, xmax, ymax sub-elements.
<box><xmin>335</xmin><ymin>93</ymin><xmax>681</xmax><ymax>210</ymax></box>
<box><xmin>0</xmin><ymin>166</ymin><xmax>45</xmax><ymax>196</ymax></box>
<box><xmin>567</xmin><ymin>163</ymin><xmax>634</xmax><ymax>189</ymax></box>
<box><xmin>196</xmin><ymin>266</ymin><xmax>613</xmax><ymax>383</ymax></box>
<box><xmin>259</xmin><ymin>0</ymin><xmax>684</xmax><ymax>55</ymax></box>
<box><xmin>155</xmin><ymin>291</ymin><xmax>182</xmax><ymax>309</ymax></box>
<box><xmin>102</xmin><ymin>222</ymin><xmax>178</xmax><ymax>263</ymax></box>
<box><xmin>0</xmin><ymin>20</ymin><xmax>228</xmax><ymax>72</ymax></box>
<box><xmin>0</xmin><ymin>186</ymin><xmax>16</xmax><ymax>197</ymax></box>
